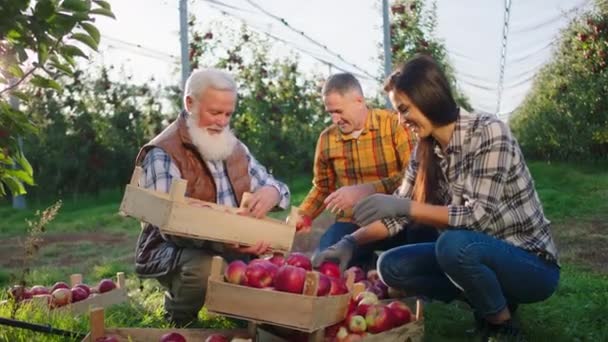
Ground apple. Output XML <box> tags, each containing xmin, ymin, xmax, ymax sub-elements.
<box><xmin>365</xmin><ymin>305</ymin><xmax>396</xmax><ymax>333</ymax></box>
<box><xmin>336</xmin><ymin>326</ymin><xmax>349</xmax><ymax>341</ymax></box>
<box><xmin>51</xmin><ymin>281</ymin><xmax>70</xmax><ymax>293</ymax></box>
<box><xmin>30</xmin><ymin>285</ymin><xmax>49</xmax><ymax>296</ymax></box>
<box><xmin>354</xmin><ymin>280</ymin><xmax>372</xmax><ymax>290</ymax></box>
<box><xmin>317</xmin><ymin>273</ymin><xmax>331</xmax><ymax>296</ymax></box>
<box><xmin>346</xmin><ymin>266</ymin><xmax>365</xmax><ymax>283</ymax></box>
<box><xmin>9</xmin><ymin>285</ymin><xmax>31</xmax><ymax>301</ymax></box>
<box><xmin>204</xmin><ymin>333</ymin><xmax>228</xmax><ymax>342</ymax></box>
<box><xmin>318</xmin><ymin>261</ymin><xmax>341</xmax><ymax>279</ymax></box>
<box><xmin>51</xmin><ymin>288</ymin><xmax>72</xmax><ymax>307</ymax></box>
<box><xmin>347</xmin><ymin>314</ymin><xmax>367</xmax><ymax>333</ymax></box>
<box><xmin>74</xmin><ymin>284</ymin><xmax>91</xmax><ymax>297</ymax></box>
<box><xmin>371</xmin><ymin>282</ymin><xmax>388</xmax><ymax>299</ymax></box>
<box><xmin>245</xmin><ymin>263</ymin><xmax>273</xmax><ymax>288</ymax></box>
<box><xmin>386</xmin><ymin>300</ymin><xmax>412</xmax><ymax>326</ymax></box>
<box><xmin>355</xmin><ymin>291</ymin><xmax>378</xmax><ymax>305</ymax></box>
<box><xmin>98</xmin><ymin>279</ymin><xmax>116</xmax><ymax>293</ymax></box>
<box><xmin>329</xmin><ymin>277</ymin><xmax>348</xmax><ymax>295</ymax></box>
<box><xmin>367</xmin><ymin>270</ymin><xmax>380</xmax><ymax>282</ymax></box>
<box><xmin>225</xmin><ymin>260</ymin><xmax>248</xmax><ymax>285</ymax></box>
<box><xmin>274</xmin><ymin>265</ymin><xmax>306</xmax><ymax>294</ymax></box>
<box><xmin>285</xmin><ymin>252</ymin><xmax>312</xmax><ymax>271</ymax></box>
<box><xmin>266</xmin><ymin>252</ymin><xmax>285</xmax><ymax>267</ymax></box>
<box><xmin>95</xmin><ymin>336</ymin><xmax>119</xmax><ymax>342</ymax></box>
<box><xmin>71</xmin><ymin>287</ymin><xmax>88</xmax><ymax>302</ymax></box>
<box><xmin>343</xmin><ymin>334</ymin><xmax>363</xmax><ymax>342</ymax></box>
<box><xmin>356</xmin><ymin>296</ymin><xmax>380</xmax><ymax>316</ymax></box>
<box><xmin>324</xmin><ymin>322</ymin><xmax>343</xmax><ymax>338</ymax></box>
<box><xmin>159</xmin><ymin>332</ymin><xmax>187</xmax><ymax>342</ymax></box>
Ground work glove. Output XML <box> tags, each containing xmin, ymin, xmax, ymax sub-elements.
<box><xmin>311</xmin><ymin>235</ymin><xmax>357</xmax><ymax>272</ymax></box>
<box><xmin>353</xmin><ymin>194</ymin><xmax>412</xmax><ymax>227</ymax></box>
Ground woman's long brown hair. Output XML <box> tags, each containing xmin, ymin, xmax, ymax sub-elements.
<box><xmin>385</xmin><ymin>55</ymin><xmax>459</xmax><ymax>205</ymax></box>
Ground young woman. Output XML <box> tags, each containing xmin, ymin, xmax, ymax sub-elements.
<box><xmin>312</xmin><ymin>55</ymin><xmax>559</xmax><ymax>340</ymax></box>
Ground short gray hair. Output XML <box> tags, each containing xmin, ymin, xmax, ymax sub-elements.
<box><xmin>183</xmin><ymin>68</ymin><xmax>237</xmax><ymax>107</ymax></box>
<box><xmin>322</xmin><ymin>73</ymin><xmax>363</xmax><ymax>96</ymax></box>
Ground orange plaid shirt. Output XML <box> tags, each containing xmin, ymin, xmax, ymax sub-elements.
<box><xmin>299</xmin><ymin>108</ymin><xmax>414</xmax><ymax>222</ymax></box>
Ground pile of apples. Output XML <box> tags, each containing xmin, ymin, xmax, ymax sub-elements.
<box><xmin>224</xmin><ymin>252</ymin><xmax>349</xmax><ymax>296</ymax></box>
<box><xmin>96</xmin><ymin>332</ymin><xmax>252</xmax><ymax>342</ymax></box>
<box><xmin>8</xmin><ymin>278</ymin><xmax>117</xmax><ymax>308</ymax></box>
<box><xmin>325</xmin><ymin>290</ymin><xmax>413</xmax><ymax>341</ymax></box>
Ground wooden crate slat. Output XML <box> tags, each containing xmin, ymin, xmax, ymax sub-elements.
<box><xmin>57</xmin><ymin>288</ymin><xmax>127</xmax><ymax>315</ymax></box>
<box><xmin>119</xmin><ymin>185</ymin><xmax>172</xmax><ymax>227</ymax></box>
<box><xmin>101</xmin><ymin>328</ymin><xmax>249</xmax><ymax>342</ymax></box>
<box><xmin>361</xmin><ymin>319</ymin><xmax>424</xmax><ymax>342</ymax></box>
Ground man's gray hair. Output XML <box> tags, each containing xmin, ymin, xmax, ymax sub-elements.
<box><xmin>183</xmin><ymin>68</ymin><xmax>237</xmax><ymax>107</ymax></box>
<box><xmin>321</xmin><ymin>73</ymin><xmax>364</xmax><ymax>96</ymax></box>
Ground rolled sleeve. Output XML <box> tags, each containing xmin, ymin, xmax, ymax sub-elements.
<box><xmin>245</xmin><ymin>144</ymin><xmax>291</xmax><ymax>210</ymax></box>
<box><xmin>382</xmin><ymin>216</ymin><xmax>410</xmax><ymax>236</ymax></box>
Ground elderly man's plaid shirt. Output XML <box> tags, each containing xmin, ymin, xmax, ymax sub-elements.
<box><xmin>383</xmin><ymin>111</ymin><xmax>558</xmax><ymax>264</ymax></box>
<box><xmin>299</xmin><ymin>108</ymin><xmax>414</xmax><ymax>221</ymax></box>
<box><xmin>140</xmin><ymin>144</ymin><xmax>290</xmax><ymax>209</ymax></box>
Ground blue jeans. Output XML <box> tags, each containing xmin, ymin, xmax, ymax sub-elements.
<box><xmin>318</xmin><ymin>221</ymin><xmax>439</xmax><ymax>270</ymax></box>
<box><xmin>378</xmin><ymin>229</ymin><xmax>560</xmax><ymax>317</ymax></box>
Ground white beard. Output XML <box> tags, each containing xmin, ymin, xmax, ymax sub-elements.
<box><xmin>186</xmin><ymin>115</ymin><xmax>238</xmax><ymax>161</ymax></box>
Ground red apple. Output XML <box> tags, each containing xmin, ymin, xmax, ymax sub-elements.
<box><xmin>367</xmin><ymin>270</ymin><xmax>380</xmax><ymax>282</ymax></box>
<box><xmin>245</xmin><ymin>263</ymin><xmax>273</xmax><ymax>288</ymax></box>
<box><xmin>205</xmin><ymin>333</ymin><xmax>228</xmax><ymax>342</ymax></box>
<box><xmin>346</xmin><ymin>266</ymin><xmax>365</xmax><ymax>283</ymax></box>
<box><xmin>318</xmin><ymin>261</ymin><xmax>341</xmax><ymax>279</ymax></box>
<box><xmin>9</xmin><ymin>285</ymin><xmax>30</xmax><ymax>301</ymax></box>
<box><xmin>329</xmin><ymin>277</ymin><xmax>348</xmax><ymax>295</ymax></box>
<box><xmin>51</xmin><ymin>281</ymin><xmax>70</xmax><ymax>293</ymax></box>
<box><xmin>324</xmin><ymin>322</ymin><xmax>343</xmax><ymax>338</ymax></box>
<box><xmin>386</xmin><ymin>300</ymin><xmax>412</xmax><ymax>326</ymax></box>
<box><xmin>98</xmin><ymin>279</ymin><xmax>116</xmax><ymax>293</ymax></box>
<box><xmin>347</xmin><ymin>314</ymin><xmax>367</xmax><ymax>333</ymax></box>
<box><xmin>30</xmin><ymin>285</ymin><xmax>49</xmax><ymax>296</ymax></box>
<box><xmin>74</xmin><ymin>284</ymin><xmax>91</xmax><ymax>297</ymax></box>
<box><xmin>285</xmin><ymin>252</ymin><xmax>312</xmax><ymax>271</ymax></box>
<box><xmin>225</xmin><ymin>260</ymin><xmax>248</xmax><ymax>285</ymax></box>
<box><xmin>371</xmin><ymin>282</ymin><xmax>388</xmax><ymax>299</ymax></box>
<box><xmin>95</xmin><ymin>336</ymin><xmax>119</xmax><ymax>342</ymax></box>
<box><xmin>356</xmin><ymin>295</ymin><xmax>379</xmax><ymax>316</ymax></box>
<box><xmin>266</xmin><ymin>252</ymin><xmax>285</xmax><ymax>267</ymax></box>
<box><xmin>274</xmin><ymin>265</ymin><xmax>306</xmax><ymax>294</ymax></box>
<box><xmin>71</xmin><ymin>287</ymin><xmax>88</xmax><ymax>302</ymax></box>
<box><xmin>159</xmin><ymin>332</ymin><xmax>187</xmax><ymax>342</ymax></box>
<box><xmin>365</xmin><ymin>305</ymin><xmax>396</xmax><ymax>333</ymax></box>
<box><xmin>316</xmin><ymin>273</ymin><xmax>331</xmax><ymax>296</ymax></box>
<box><xmin>51</xmin><ymin>288</ymin><xmax>72</xmax><ymax>307</ymax></box>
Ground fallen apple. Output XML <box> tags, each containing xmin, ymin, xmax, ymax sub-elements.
<box><xmin>71</xmin><ymin>287</ymin><xmax>88</xmax><ymax>302</ymax></box>
<box><xmin>318</xmin><ymin>261</ymin><xmax>341</xmax><ymax>279</ymax></box>
<box><xmin>51</xmin><ymin>288</ymin><xmax>72</xmax><ymax>307</ymax></box>
<box><xmin>205</xmin><ymin>333</ymin><xmax>228</xmax><ymax>342</ymax></box>
<box><xmin>274</xmin><ymin>265</ymin><xmax>306</xmax><ymax>294</ymax></box>
<box><xmin>225</xmin><ymin>260</ymin><xmax>248</xmax><ymax>285</ymax></box>
<box><xmin>29</xmin><ymin>285</ymin><xmax>49</xmax><ymax>296</ymax></box>
<box><xmin>317</xmin><ymin>273</ymin><xmax>331</xmax><ymax>296</ymax></box>
<box><xmin>346</xmin><ymin>266</ymin><xmax>365</xmax><ymax>283</ymax></box>
<box><xmin>386</xmin><ymin>300</ymin><xmax>412</xmax><ymax>326</ymax></box>
<box><xmin>245</xmin><ymin>263</ymin><xmax>273</xmax><ymax>288</ymax></box>
<box><xmin>98</xmin><ymin>279</ymin><xmax>116</xmax><ymax>293</ymax></box>
<box><xmin>365</xmin><ymin>305</ymin><xmax>396</xmax><ymax>333</ymax></box>
<box><xmin>159</xmin><ymin>332</ymin><xmax>187</xmax><ymax>342</ymax></box>
<box><xmin>285</xmin><ymin>252</ymin><xmax>312</xmax><ymax>271</ymax></box>
<box><xmin>347</xmin><ymin>314</ymin><xmax>367</xmax><ymax>333</ymax></box>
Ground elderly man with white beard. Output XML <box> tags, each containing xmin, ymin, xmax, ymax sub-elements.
<box><xmin>133</xmin><ymin>68</ymin><xmax>290</xmax><ymax>326</ymax></box>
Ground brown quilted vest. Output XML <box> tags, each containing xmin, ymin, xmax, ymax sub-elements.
<box><xmin>133</xmin><ymin>112</ymin><xmax>250</xmax><ymax>277</ymax></box>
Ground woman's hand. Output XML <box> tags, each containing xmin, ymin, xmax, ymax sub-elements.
<box><xmin>353</xmin><ymin>194</ymin><xmax>411</xmax><ymax>226</ymax></box>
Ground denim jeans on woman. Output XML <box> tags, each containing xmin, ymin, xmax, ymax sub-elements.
<box><xmin>377</xmin><ymin>229</ymin><xmax>560</xmax><ymax>316</ymax></box>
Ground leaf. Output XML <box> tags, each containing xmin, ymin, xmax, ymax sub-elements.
<box><xmin>30</xmin><ymin>75</ymin><xmax>62</xmax><ymax>91</ymax></box>
<box><xmin>15</xmin><ymin>152</ymin><xmax>34</xmax><ymax>180</ymax></box>
<box><xmin>79</xmin><ymin>22</ymin><xmax>100</xmax><ymax>45</ymax></box>
<box><xmin>1</xmin><ymin>175</ymin><xmax>27</xmax><ymax>196</ymax></box>
<box><xmin>61</xmin><ymin>44</ymin><xmax>87</xmax><ymax>58</ymax></box>
<box><xmin>71</xmin><ymin>32</ymin><xmax>98</xmax><ymax>50</ymax></box>
<box><xmin>89</xmin><ymin>8</ymin><xmax>115</xmax><ymax>19</ymax></box>
<box><xmin>5</xmin><ymin>169</ymin><xmax>34</xmax><ymax>186</ymax></box>
<box><xmin>50</xmin><ymin>60</ymin><xmax>74</xmax><ymax>76</ymax></box>
<box><xmin>7</xmin><ymin>64</ymin><xmax>25</xmax><ymax>78</ymax></box>
<box><xmin>38</xmin><ymin>41</ymin><xmax>49</xmax><ymax>64</ymax></box>
<box><xmin>93</xmin><ymin>0</ymin><xmax>112</xmax><ymax>10</ymax></box>
<box><xmin>10</xmin><ymin>91</ymin><xmax>30</xmax><ymax>102</ymax></box>
<box><xmin>60</xmin><ymin>0</ymin><xmax>90</xmax><ymax>12</ymax></box>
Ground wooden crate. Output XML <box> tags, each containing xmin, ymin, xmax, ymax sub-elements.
<box><xmin>119</xmin><ymin>166</ymin><xmax>298</xmax><ymax>252</ymax></box>
<box><xmin>81</xmin><ymin>307</ymin><xmax>252</xmax><ymax>342</ymax></box>
<box><xmin>1</xmin><ymin>273</ymin><xmax>127</xmax><ymax>315</ymax></box>
<box><xmin>205</xmin><ymin>256</ymin><xmax>356</xmax><ymax>334</ymax></box>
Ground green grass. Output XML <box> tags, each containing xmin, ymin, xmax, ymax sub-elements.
<box><xmin>1</xmin><ymin>164</ymin><xmax>608</xmax><ymax>341</ymax></box>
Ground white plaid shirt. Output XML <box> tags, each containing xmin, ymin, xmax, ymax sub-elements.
<box><xmin>383</xmin><ymin>111</ymin><xmax>558</xmax><ymax>263</ymax></box>
<box><xmin>140</xmin><ymin>144</ymin><xmax>290</xmax><ymax>209</ymax></box>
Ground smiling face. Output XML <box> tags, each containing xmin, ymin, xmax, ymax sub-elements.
<box><xmin>388</xmin><ymin>89</ymin><xmax>435</xmax><ymax>139</ymax></box>
<box><xmin>186</xmin><ymin>87</ymin><xmax>236</xmax><ymax>134</ymax></box>
<box><xmin>323</xmin><ymin>90</ymin><xmax>367</xmax><ymax>134</ymax></box>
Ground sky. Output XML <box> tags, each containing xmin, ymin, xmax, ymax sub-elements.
<box><xmin>88</xmin><ymin>0</ymin><xmax>592</xmax><ymax>120</ymax></box>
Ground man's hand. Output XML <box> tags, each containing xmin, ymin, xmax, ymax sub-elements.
<box><xmin>245</xmin><ymin>186</ymin><xmax>280</xmax><ymax>219</ymax></box>
<box><xmin>230</xmin><ymin>241</ymin><xmax>271</xmax><ymax>256</ymax></box>
<box><xmin>324</xmin><ymin>184</ymin><xmax>374</xmax><ymax>214</ymax></box>
<box><xmin>311</xmin><ymin>235</ymin><xmax>357</xmax><ymax>272</ymax></box>
<box><xmin>353</xmin><ymin>194</ymin><xmax>411</xmax><ymax>227</ymax></box>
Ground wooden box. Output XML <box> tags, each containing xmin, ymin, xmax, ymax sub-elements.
<box><xmin>119</xmin><ymin>167</ymin><xmax>298</xmax><ymax>252</ymax></box>
<box><xmin>205</xmin><ymin>256</ymin><xmax>356</xmax><ymax>333</ymax></box>
<box><xmin>82</xmin><ymin>307</ymin><xmax>252</xmax><ymax>342</ymax></box>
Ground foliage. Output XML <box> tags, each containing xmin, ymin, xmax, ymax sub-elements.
<box><xmin>510</xmin><ymin>1</ymin><xmax>608</xmax><ymax>161</ymax></box>
<box><xmin>0</xmin><ymin>0</ymin><xmax>114</xmax><ymax>196</ymax></box>
<box><xmin>389</xmin><ymin>0</ymin><xmax>472</xmax><ymax>110</ymax></box>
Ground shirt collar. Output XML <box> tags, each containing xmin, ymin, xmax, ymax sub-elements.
<box><xmin>336</xmin><ymin>108</ymin><xmax>380</xmax><ymax>141</ymax></box>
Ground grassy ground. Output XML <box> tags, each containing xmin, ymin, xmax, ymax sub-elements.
<box><xmin>0</xmin><ymin>161</ymin><xmax>607</xmax><ymax>341</ymax></box>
